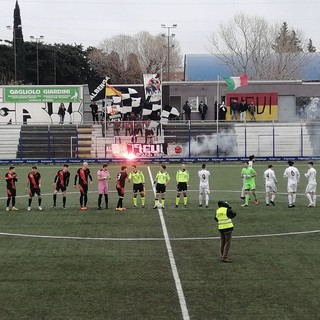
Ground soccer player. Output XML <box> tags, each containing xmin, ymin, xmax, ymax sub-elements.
<box><xmin>198</xmin><ymin>163</ymin><xmax>211</xmax><ymax>208</ymax></box>
<box><xmin>304</xmin><ymin>161</ymin><xmax>317</xmax><ymax>207</ymax></box>
<box><xmin>283</xmin><ymin>160</ymin><xmax>300</xmax><ymax>208</ymax></box>
<box><xmin>97</xmin><ymin>163</ymin><xmax>111</xmax><ymax>210</ymax></box>
<box><xmin>153</xmin><ymin>164</ymin><xmax>171</xmax><ymax>209</ymax></box>
<box><xmin>5</xmin><ymin>166</ymin><xmax>18</xmax><ymax>211</ymax></box>
<box><xmin>175</xmin><ymin>164</ymin><xmax>189</xmax><ymax>208</ymax></box>
<box><xmin>26</xmin><ymin>166</ymin><xmax>42</xmax><ymax>211</ymax></box>
<box><xmin>241</xmin><ymin>155</ymin><xmax>255</xmax><ymax>199</ymax></box>
<box><xmin>53</xmin><ymin>164</ymin><xmax>70</xmax><ymax>209</ymax></box>
<box><xmin>116</xmin><ymin>166</ymin><xmax>128</xmax><ymax>211</ymax></box>
<box><xmin>241</xmin><ymin>161</ymin><xmax>258</xmax><ymax>207</ymax></box>
<box><xmin>263</xmin><ymin>164</ymin><xmax>278</xmax><ymax>206</ymax></box>
<box><xmin>128</xmin><ymin>165</ymin><xmax>145</xmax><ymax>208</ymax></box>
<box><xmin>74</xmin><ymin>162</ymin><xmax>93</xmax><ymax>210</ymax></box>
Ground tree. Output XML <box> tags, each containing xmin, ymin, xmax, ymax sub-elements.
<box><xmin>0</xmin><ymin>43</ymin><xmax>14</xmax><ymax>84</ymax></box>
<box><xmin>89</xmin><ymin>32</ymin><xmax>182</xmax><ymax>83</ymax></box>
<box><xmin>208</xmin><ymin>14</ymin><xmax>311</xmax><ymax>80</ymax></box>
<box><xmin>13</xmin><ymin>0</ymin><xmax>25</xmax><ymax>83</ymax></box>
<box><xmin>307</xmin><ymin>39</ymin><xmax>316</xmax><ymax>52</ymax></box>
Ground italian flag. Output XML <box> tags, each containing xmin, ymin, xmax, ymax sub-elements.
<box><xmin>224</xmin><ymin>74</ymin><xmax>248</xmax><ymax>90</ymax></box>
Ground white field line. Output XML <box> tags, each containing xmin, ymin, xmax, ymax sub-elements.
<box><xmin>147</xmin><ymin>166</ymin><xmax>190</xmax><ymax>320</ymax></box>
<box><xmin>0</xmin><ymin>229</ymin><xmax>319</xmax><ymax>242</ymax></box>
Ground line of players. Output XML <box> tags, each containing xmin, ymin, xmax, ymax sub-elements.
<box><xmin>3</xmin><ymin>163</ymin><xmax>211</xmax><ymax>211</ymax></box>
<box><xmin>241</xmin><ymin>156</ymin><xmax>317</xmax><ymax>208</ymax></box>
<box><xmin>3</xmin><ymin>159</ymin><xmax>317</xmax><ymax>211</ymax></box>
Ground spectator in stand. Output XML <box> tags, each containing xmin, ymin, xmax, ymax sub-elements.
<box><xmin>58</xmin><ymin>103</ymin><xmax>66</xmax><ymax>125</ymax></box>
<box><xmin>183</xmin><ymin>101</ymin><xmax>192</xmax><ymax>121</ymax></box>
<box><xmin>135</xmin><ymin>114</ymin><xmax>143</xmax><ymax>136</ymax></box>
<box><xmin>230</xmin><ymin>99</ymin><xmax>239</xmax><ymax>121</ymax></box>
<box><xmin>218</xmin><ymin>101</ymin><xmax>227</xmax><ymax>120</ymax></box>
<box><xmin>198</xmin><ymin>100</ymin><xmax>208</xmax><ymax>122</ymax></box>
<box><xmin>113</xmin><ymin>119</ymin><xmax>121</xmax><ymax>136</ymax></box>
<box><xmin>239</xmin><ymin>100</ymin><xmax>248</xmax><ymax>122</ymax></box>
<box><xmin>248</xmin><ymin>101</ymin><xmax>256</xmax><ymax>121</ymax></box>
<box><xmin>89</xmin><ymin>100</ymin><xmax>99</xmax><ymax>124</ymax></box>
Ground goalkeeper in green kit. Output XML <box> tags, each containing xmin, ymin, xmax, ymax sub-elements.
<box><xmin>241</xmin><ymin>161</ymin><xmax>258</xmax><ymax>207</ymax></box>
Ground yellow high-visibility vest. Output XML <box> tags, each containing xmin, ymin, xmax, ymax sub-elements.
<box><xmin>216</xmin><ymin>207</ymin><xmax>234</xmax><ymax>230</ymax></box>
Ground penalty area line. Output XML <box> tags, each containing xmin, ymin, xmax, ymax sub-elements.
<box><xmin>147</xmin><ymin>166</ymin><xmax>190</xmax><ymax>320</ymax></box>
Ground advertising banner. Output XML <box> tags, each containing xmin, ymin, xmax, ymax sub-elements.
<box><xmin>4</xmin><ymin>86</ymin><xmax>81</xmax><ymax>103</ymax></box>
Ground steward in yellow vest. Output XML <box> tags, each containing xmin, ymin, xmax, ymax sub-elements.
<box><xmin>215</xmin><ymin>201</ymin><xmax>237</xmax><ymax>263</ymax></box>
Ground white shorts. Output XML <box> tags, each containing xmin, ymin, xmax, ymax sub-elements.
<box><xmin>199</xmin><ymin>186</ymin><xmax>210</xmax><ymax>194</ymax></box>
<box><xmin>265</xmin><ymin>184</ymin><xmax>277</xmax><ymax>193</ymax></box>
<box><xmin>306</xmin><ymin>183</ymin><xmax>317</xmax><ymax>193</ymax></box>
<box><xmin>287</xmin><ymin>183</ymin><xmax>297</xmax><ymax>193</ymax></box>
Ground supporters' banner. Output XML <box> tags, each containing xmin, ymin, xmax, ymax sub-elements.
<box><xmin>143</xmin><ymin>74</ymin><xmax>161</xmax><ymax>115</ymax></box>
<box><xmin>88</xmin><ymin>76</ymin><xmax>110</xmax><ymax>101</ymax></box>
<box><xmin>127</xmin><ymin>143</ymin><xmax>167</xmax><ymax>157</ymax></box>
<box><xmin>225</xmin><ymin>92</ymin><xmax>278</xmax><ymax>121</ymax></box>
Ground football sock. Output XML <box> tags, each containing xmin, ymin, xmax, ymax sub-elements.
<box><xmin>141</xmin><ymin>197</ymin><xmax>145</xmax><ymax>206</ymax></box>
<box><xmin>38</xmin><ymin>197</ymin><xmax>42</xmax><ymax>206</ymax></box>
<box><xmin>161</xmin><ymin>198</ymin><xmax>165</xmax><ymax>206</ymax></box>
<box><xmin>53</xmin><ymin>194</ymin><xmax>57</xmax><ymax>206</ymax></box>
<box><xmin>307</xmin><ymin>193</ymin><xmax>312</xmax><ymax>203</ymax></box>
<box><xmin>12</xmin><ymin>197</ymin><xmax>16</xmax><ymax>206</ymax></box>
<box><xmin>176</xmin><ymin>196</ymin><xmax>180</xmax><ymax>206</ymax></box>
<box><xmin>28</xmin><ymin>198</ymin><xmax>32</xmax><ymax>206</ymax></box>
<box><xmin>7</xmin><ymin>197</ymin><xmax>11</xmax><ymax>207</ymax></box>
<box><xmin>265</xmin><ymin>196</ymin><xmax>269</xmax><ymax>204</ymax></box>
<box><xmin>63</xmin><ymin>196</ymin><xmax>66</xmax><ymax>207</ymax></box>
<box><xmin>199</xmin><ymin>194</ymin><xmax>202</xmax><ymax>205</ymax></box>
<box><xmin>133</xmin><ymin>197</ymin><xmax>137</xmax><ymax>206</ymax></box>
<box><xmin>84</xmin><ymin>194</ymin><xmax>88</xmax><ymax>206</ymax></box>
<box><xmin>184</xmin><ymin>196</ymin><xmax>187</xmax><ymax>205</ymax></box>
<box><xmin>271</xmin><ymin>195</ymin><xmax>275</xmax><ymax>201</ymax></box>
<box><xmin>245</xmin><ymin>194</ymin><xmax>249</xmax><ymax>205</ymax></box>
<box><xmin>80</xmin><ymin>194</ymin><xmax>84</xmax><ymax>206</ymax></box>
<box><xmin>288</xmin><ymin>194</ymin><xmax>292</xmax><ymax>205</ymax></box>
<box><xmin>205</xmin><ymin>194</ymin><xmax>209</xmax><ymax>206</ymax></box>
<box><xmin>98</xmin><ymin>194</ymin><xmax>102</xmax><ymax>207</ymax></box>
<box><xmin>104</xmin><ymin>194</ymin><xmax>108</xmax><ymax>207</ymax></box>
<box><xmin>292</xmin><ymin>194</ymin><xmax>296</xmax><ymax>203</ymax></box>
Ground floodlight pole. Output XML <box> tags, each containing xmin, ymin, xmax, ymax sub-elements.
<box><xmin>161</xmin><ymin>24</ymin><xmax>177</xmax><ymax>81</ymax></box>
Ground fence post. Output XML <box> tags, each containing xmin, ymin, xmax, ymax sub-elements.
<box><xmin>76</xmin><ymin>125</ymin><xmax>79</xmax><ymax>159</ymax></box>
<box><xmin>300</xmin><ymin>121</ymin><xmax>303</xmax><ymax>156</ymax></box>
<box><xmin>19</xmin><ymin>130</ymin><xmax>22</xmax><ymax>160</ymax></box>
<box><xmin>48</xmin><ymin>124</ymin><xmax>51</xmax><ymax>160</ymax></box>
<box><xmin>272</xmin><ymin>121</ymin><xmax>275</xmax><ymax>157</ymax></box>
<box><xmin>188</xmin><ymin>120</ymin><xmax>191</xmax><ymax>158</ymax></box>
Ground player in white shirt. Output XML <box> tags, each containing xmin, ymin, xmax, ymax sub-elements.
<box><xmin>283</xmin><ymin>160</ymin><xmax>300</xmax><ymax>208</ymax></box>
<box><xmin>241</xmin><ymin>155</ymin><xmax>255</xmax><ymax>199</ymax></box>
<box><xmin>304</xmin><ymin>161</ymin><xmax>317</xmax><ymax>207</ymax></box>
<box><xmin>198</xmin><ymin>164</ymin><xmax>210</xmax><ymax>208</ymax></box>
<box><xmin>263</xmin><ymin>164</ymin><xmax>278</xmax><ymax>206</ymax></box>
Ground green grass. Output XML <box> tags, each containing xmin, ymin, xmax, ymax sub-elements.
<box><xmin>0</xmin><ymin>162</ymin><xmax>319</xmax><ymax>319</ymax></box>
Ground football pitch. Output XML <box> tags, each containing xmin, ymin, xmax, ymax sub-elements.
<box><xmin>0</xmin><ymin>162</ymin><xmax>319</xmax><ymax>320</ymax></box>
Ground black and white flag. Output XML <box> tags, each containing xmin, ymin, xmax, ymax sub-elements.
<box><xmin>88</xmin><ymin>76</ymin><xmax>110</xmax><ymax>101</ymax></box>
<box><xmin>161</xmin><ymin>105</ymin><xmax>180</xmax><ymax>123</ymax></box>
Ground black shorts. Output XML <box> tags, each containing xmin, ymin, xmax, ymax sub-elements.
<box><xmin>6</xmin><ymin>188</ymin><xmax>16</xmax><ymax>197</ymax></box>
<box><xmin>117</xmin><ymin>187</ymin><xmax>125</xmax><ymax>197</ymax></box>
<box><xmin>29</xmin><ymin>187</ymin><xmax>41</xmax><ymax>197</ymax></box>
<box><xmin>79</xmin><ymin>183</ymin><xmax>88</xmax><ymax>194</ymax></box>
<box><xmin>55</xmin><ymin>184</ymin><xmax>67</xmax><ymax>192</ymax></box>
<box><xmin>133</xmin><ymin>183</ymin><xmax>144</xmax><ymax>193</ymax></box>
<box><xmin>156</xmin><ymin>183</ymin><xmax>166</xmax><ymax>194</ymax></box>
<box><xmin>177</xmin><ymin>182</ymin><xmax>188</xmax><ymax>192</ymax></box>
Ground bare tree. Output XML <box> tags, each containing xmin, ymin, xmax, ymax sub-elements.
<box><xmin>208</xmin><ymin>14</ymin><xmax>311</xmax><ymax>80</ymax></box>
<box><xmin>89</xmin><ymin>32</ymin><xmax>182</xmax><ymax>83</ymax></box>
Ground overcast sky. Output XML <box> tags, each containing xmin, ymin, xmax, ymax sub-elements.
<box><xmin>1</xmin><ymin>0</ymin><xmax>320</xmax><ymax>55</ymax></box>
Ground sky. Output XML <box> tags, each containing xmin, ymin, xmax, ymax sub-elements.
<box><xmin>1</xmin><ymin>0</ymin><xmax>320</xmax><ymax>56</ymax></box>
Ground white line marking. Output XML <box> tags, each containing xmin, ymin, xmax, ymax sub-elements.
<box><xmin>0</xmin><ymin>229</ymin><xmax>319</xmax><ymax>241</ymax></box>
<box><xmin>147</xmin><ymin>166</ymin><xmax>190</xmax><ymax>320</ymax></box>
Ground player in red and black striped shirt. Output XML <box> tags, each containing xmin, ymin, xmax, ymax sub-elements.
<box><xmin>116</xmin><ymin>166</ymin><xmax>128</xmax><ymax>211</ymax></box>
<box><xmin>27</xmin><ymin>166</ymin><xmax>42</xmax><ymax>211</ymax></box>
<box><xmin>74</xmin><ymin>162</ymin><xmax>93</xmax><ymax>210</ymax></box>
<box><xmin>53</xmin><ymin>164</ymin><xmax>70</xmax><ymax>209</ymax></box>
<box><xmin>5</xmin><ymin>166</ymin><xmax>18</xmax><ymax>211</ymax></box>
